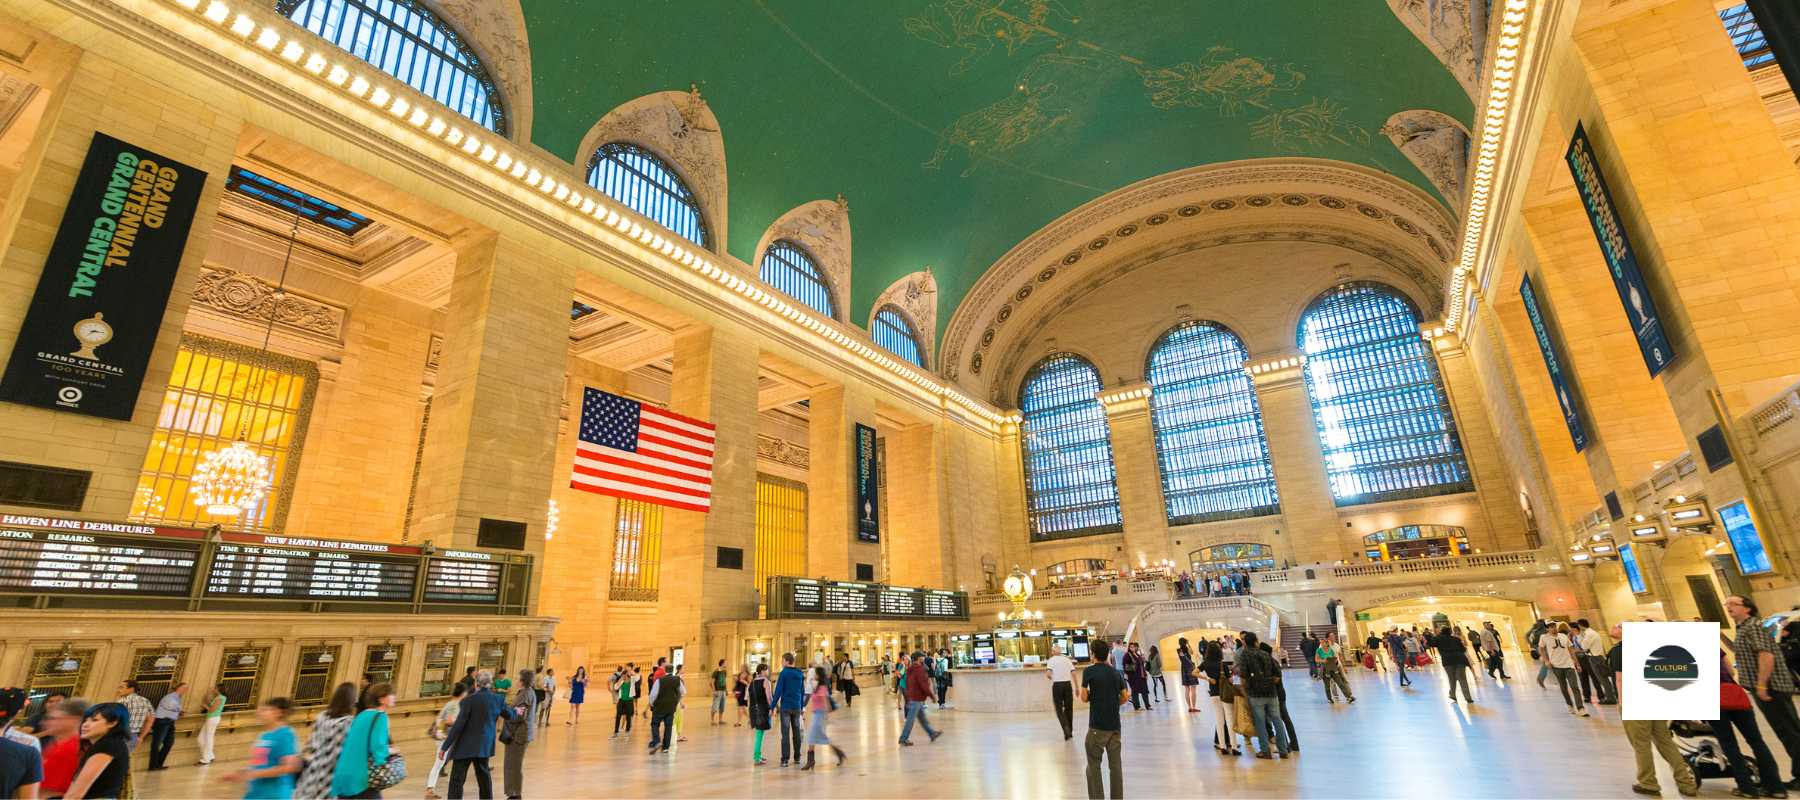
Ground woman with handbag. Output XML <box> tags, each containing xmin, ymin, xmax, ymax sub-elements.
<box><xmin>1199</xmin><ymin>642</ymin><xmax>1238</xmax><ymax>755</ymax></box>
<box><xmin>501</xmin><ymin>669</ymin><xmax>539</xmax><ymax>799</ymax></box>
<box><xmin>748</xmin><ymin>663</ymin><xmax>773</xmax><ymax>765</ymax></box>
<box><xmin>295</xmin><ymin>684</ymin><xmax>358</xmax><ymax>800</ymax></box>
<box><xmin>1177</xmin><ymin>639</ymin><xmax>1200</xmax><ymax>712</ymax></box>
<box><xmin>798</xmin><ymin>666</ymin><xmax>844</xmax><ymax>770</ymax></box>
<box><xmin>332</xmin><ymin>683</ymin><xmax>400</xmax><ymax>799</ymax></box>
<box><xmin>422</xmin><ymin>683</ymin><xmax>466</xmax><ymax>800</ymax></box>
<box><xmin>1716</xmin><ymin>654</ymin><xmax>1787</xmax><ymax>798</ymax></box>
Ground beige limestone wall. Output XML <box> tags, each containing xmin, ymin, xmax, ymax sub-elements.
<box><xmin>0</xmin><ymin>39</ymin><xmax>241</xmax><ymax>520</ymax></box>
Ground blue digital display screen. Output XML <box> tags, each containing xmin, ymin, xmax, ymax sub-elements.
<box><xmin>1619</xmin><ymin>543</ymin><xmax>1647</xmax><ymax>594</ymax></box>
<box><xmin>1720</xmin><ymin>500</ymin><xmax>1773</xmax><ymax>575</ymax></box>
<box><xmin>1520</xmin><ymin>274</ymin><xmax>1588</xmax><ymax>451</ymax></box>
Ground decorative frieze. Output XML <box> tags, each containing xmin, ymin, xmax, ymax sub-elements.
<box><xmin>192</xmin><ymin>265</ymin><xmax>345</xmax><ymax>343</ymax></box>
<box><xmin>756</xmin><ymin>434</ymin><xmax>809</xmax><ymax>470</ymax></box>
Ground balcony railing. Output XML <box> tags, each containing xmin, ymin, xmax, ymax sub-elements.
<box><xmin>1256</xmin><ymin>549</ymin><xmax>1557</xmax><ymax>587</ymax></box>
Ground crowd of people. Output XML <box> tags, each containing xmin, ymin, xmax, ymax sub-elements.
<box><xmin>1173</xmin><ymin>570</ymin><xmax>1257</xmax><ymax>598</ymax></box>
<box><xmin>21</xmin><ymin>603</ymin><xmax>1800</xmax><ymax>800</ymax></box>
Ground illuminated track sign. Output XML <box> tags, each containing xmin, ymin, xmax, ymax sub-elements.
<box><xmin>0</xmin><ymin>516</ymin><xmax>199</xmax><ymax>596</ymax></box>
<box><xmin>205</xmin><ymin>534</ymin><xmax>418</xmax><ymax>601</ymax></box>
<box><xmin>769</xmin><ymin>577</ymin><xmax>968</xmax><ymax>621</ymax></box>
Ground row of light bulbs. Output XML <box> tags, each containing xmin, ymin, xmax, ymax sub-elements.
<box><xmin>1447</xmin><ymin>0</ymin><xmax>1534</xmax><ymax>332</ymax></box>
<box><xmin>166</xmin><ymin>0</ymin><xmax>1009</xmax><ymax>429</ymax></box>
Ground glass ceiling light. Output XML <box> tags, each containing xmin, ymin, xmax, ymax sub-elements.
<box><xmin>191</xmin><ymin>215</ymin><xmax>301</xmax><ymax>520</ymax></box>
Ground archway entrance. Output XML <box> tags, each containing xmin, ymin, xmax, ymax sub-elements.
<box><xmin>1187</xmin><ymin>543</ymin><xmax>1276</xmax><ymax>573</ymax></box>
<box><xmin>1351</xmin><ymin>595</ymin><xmax>1536</xmax><ymax>669</ymax></box>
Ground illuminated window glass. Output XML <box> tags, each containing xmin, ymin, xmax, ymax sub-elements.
<box><xmin>1019</xmin><ymin>354</ymin><xmax>1122</xmax><ymax>540</ymax></box>
<box><xmin>1299</xmin><ymin>283</ymin><xmax>1471</xmax><ymax>505</ymax></box>
<box><xmin>225</xmin><ymin>167</ymin><xmax>372</xmax><ymax>234</ymax></box>
<box><xmin>130</xmin><ymin>334</ymin><xmax>317</xmax><ymax>532</ymax></box>
<box><xmin>278</xmin><ymin>0</ymin><xmax>506</xmax><ymax>134</ymax></box>
<box><xmin>871</xmin><ymin>306</ymin><xmax>925</xmax><ymax>367</ymax></box>
<box><xmin>609</xmin><ymin>498</ymin><xmax>663</xmax><ymax>601</ymax></box>
<box><xmin>759</xmin><ymin>240</ymin><xmax>835</xmax><ymax>319</ymax></box>
<box><xmin>586</xmin><ymin>142</ymin><xmax>710</xmax><ymax>248</ymax></box>
<box><xmin>1719</xmin><ymin>4</ymin><xmax>1776</xmax><ymax>70</ymax></box>
<box><xmin>755</xmin><ymin>473</ymin><xmax>808</xmax><ymax>593</ymax></box>
<box><xmin>1146</xmin><ymin>322</ymin><xmax>1278</xmax><ymax>524</ymax></box>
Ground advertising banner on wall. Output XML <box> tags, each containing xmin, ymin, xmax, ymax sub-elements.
<box><xmin>1519</xmin><ymin>274</ymin><xmax>1589</xmax><ymax>452</ymax></box>
<box><xmin>854</xmin><ymin>422</ymin><xmax>880</xmax><ymax>543</ymax></box>
<box><xmin>0</xmin><ymin>132</ymin><xmax>207</xmax><ymax>420</ymax></box>
<box><xmin>1564</xmin><ymin>123</ymin><xmax>1676</xmax><ymax>377</ymax></box>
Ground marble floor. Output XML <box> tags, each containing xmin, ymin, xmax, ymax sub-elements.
<box><xmin>136</xmin><ymin>666</ymin><xmax>1772</xmax><ymax>799</ymax></box>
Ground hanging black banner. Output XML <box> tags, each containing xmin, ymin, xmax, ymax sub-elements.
<box><xmin>854</xmin><ymin>422</ymin><xmax>880</xmax><ymax>543</ymax></box>
<box><xmin>0</xmin><ymin>132</ymin><xmax>207</xmax><ymax>420</ymax></box>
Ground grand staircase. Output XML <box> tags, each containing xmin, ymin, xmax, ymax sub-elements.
<box><xmin>1278</xmin><ymin>623</ymin><xmax>1339</xmax><ymax>668</ymax></box>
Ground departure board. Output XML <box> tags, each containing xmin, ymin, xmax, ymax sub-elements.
<box><xmin>205</xmin><ymin>543</ymin><xmax>418</xmax><ymax>600</ymax></box>
<box><xmin>769</xmin><ymin>577</ymin><xmax>969</xmax><ymax>621</ymax></box>
<box><xmin>0</xmin><ymin>523</ymin><xmax>200</xmax><ymax>596</ymax></box>
<box><xmin>423</xmin><ymin>552</ymin><xmax>502</xmax><ymax>603</ymax></box>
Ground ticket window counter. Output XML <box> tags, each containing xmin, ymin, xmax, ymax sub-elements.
<box><xmin>290</xmin><ymin>645</ymin><xmax>341</xmax><ymax>709</ymax></box>
<box><xmin>364</xmin><ymin>644</ymin><xmax>403</xmax><ymax>689</ymax></box>
<box><xmin>419</xmin><ymin>642</ymin><xmax>460</xmax><ymax>698</ymax></box>
<box><xmin>218</xmin><ymin>647</ymin><xmax>272</xmax><ymax>713</ymax></box>
<box><xmin>476</xmin><ymin>641</ymin><xmax>509</xmax><ymax>674</ymax></box>
<box><xmin>128</xmin><ymin>646</ymin><xmax>190</xmax><ymax>707</ymax></box>
<box><xmin>26</xmin><ymin>648</ymin><xmax>97</xmax><ymax>707</ymax></box>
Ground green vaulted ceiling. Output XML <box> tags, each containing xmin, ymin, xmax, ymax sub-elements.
<box><xmin>521</xmin><ymin>0</ymin><xmax>1473</xmax><ymax>337</ymax></box>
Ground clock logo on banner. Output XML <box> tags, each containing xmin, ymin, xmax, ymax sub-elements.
<box><xmin>71</xmin><ymin>312</ymin><xmax>114</xmax><ymax>362</ymax></box>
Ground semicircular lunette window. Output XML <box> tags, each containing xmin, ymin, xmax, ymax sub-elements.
<box><xmin>1299</xmin><ymin>283</ymin><xmax>1471</xmax><ymax>505</ymax></box>
<box><xmin>280</xmin><ymin>0</ymin><xmax>507</xmax><ymax>135</ymax></box>
<box><xmin>759</xmin><ymin>240</ymin><xmax>836</xmax><ymax>319</ymax></box>
<box><xmin>1146</xmin><ymin>321</ymin><xmax>1278</xmax><ymax>524</ymax></box>
<box><xmin>1018</xmin><ymin>354</ymin><xmax>1122</xmax><ymax>541</ymax></box>
<box><xmin>871</xmin><ymin>306</ymin><xmax>925</xmax><ymax>367</ymax></box>
<box><xmin>586</xmin><ymin>142</ymin><xmax>711</xmax><ymax>249</ymax></box>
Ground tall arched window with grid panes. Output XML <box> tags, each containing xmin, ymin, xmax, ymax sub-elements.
<box><xmin>1146</xmin><ymin>321</ymin><xmax>1279</xmax><ymax>524</ymax></box>
<box><xmin>1298</xmin><ymin>283</ymin><xmax>1471</xmax><ymax>505</ymax></box>
<box><xmin>871</xmin><ymin>306</ymin><xmax>926</xmax><ymax>367</ymax></box>
<box><xmin>1018</xmin><ymin>354</ymin><xmax>1122</xmax><ymax>540</ymax></box>
<box><xmin>759</xmin><ymin>240</ymin><xmax>836</xmax><ymax>319</ymax></box>
<box><xmin>278</xmin><ymin>0</ymin><xmax>507</xmax><ymax>134</ymax></box>
<box><xmin>585</xmin><ymin>142</ymin><xmax>710</xmax><ymax>248</ymax></box>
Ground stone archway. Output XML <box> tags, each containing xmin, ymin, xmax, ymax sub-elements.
<box><xmin>1351</xmin><ymin>594</ymin><xmax>1536</xmax><ymax>665</ymax></box>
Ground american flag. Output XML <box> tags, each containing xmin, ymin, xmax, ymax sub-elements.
<box><xmin>570</xmin><ymin>387</ymin><xmax>715</xmax><ymax>512</ymax></box>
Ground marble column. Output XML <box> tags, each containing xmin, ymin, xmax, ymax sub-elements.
<box><xmin>1247</xmin><ymin>353</ymin><xmax>1342</xmax><ymax>565</ymax></box>
<box><xmin>410</xmin><ymin>231</ymin><xmax>573</xmax><ymax>567</ymax></box>
<box><xmin>1097</xmin><ymin>383</ymin><xmax>1169</xmax><ymax>568</ymax></box>
<box><xmin>1430</xmin><ymin>331</ymin><xmax>1531</xmax><ymax>551</ymax></box>
<box><xmin>807</xmin><ymin>382</ymin><xmax>880</xmax><ymax>580</ymax></box>
<box><xmin>659</xmin><ymin>324</ymin><xmax>760</xmax><ymax>669</ymax></box>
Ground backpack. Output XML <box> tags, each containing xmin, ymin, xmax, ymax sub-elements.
<box><xmin>1241</xmin><ymin>653</ymin><xmax>1277</xmax><ymax>695</ymax></box>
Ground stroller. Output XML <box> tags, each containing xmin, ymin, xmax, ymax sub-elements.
<box><xmin>1671</xmin><ymin>719</ymin><xmax>1742</xmax><ymax>787</ymax></box>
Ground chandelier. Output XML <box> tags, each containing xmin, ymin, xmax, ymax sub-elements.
<box><xmin>190</xmin><ymin>216</ymin><xmax>299</xmax><ymax>521</ymax></box>
<box><xmin>191</xmin><ymin>438</ymin><xmax>274</xmax><ymax>516</ymax></box>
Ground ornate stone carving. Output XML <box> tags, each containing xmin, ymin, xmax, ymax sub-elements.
<box><xmin>192</xmin><ymin>265</ymin><xmax>346</xmax><ymax>342</ymax></box>
<box><xmin>754</xmin><ymin>199</ymin><xmax>853</xmax><ymax>321</ymax></box>
<box><xmin>869</xmin><ymin>268</ymin><xmax>938</xmax><ymax>366</ymax></box>
<box><xmin>1386</xmin><ymin>0</ymin><xmax>1488</xmax><ymax>98</ymax></box>
<box><xmin>425</xmin><ymin>334</ymin><xmax>443</xmax><ymax>372</ymax></box>
<box><xmin>430</xmin><ymin>0</ymin><xmax>534</xmax><ymax>140</ymax></box>
<box><xmin>1383</xmin><ymin>110</ymin><xmax>1470</xmax><ymax>209</ymax></box>
<box><xmin>0</xmin><ymin>74</ymin><xmax>39</xmax><ymax>138</ymax></box>
<box><xmin>577</xmin><ymin>90</ymin><xmax>728</xmax><ymax>247</ymax></box>
<box><xmin>756</xmin><ymin>434</ymin><xmax>810</xmax><ymax>470</ymax></box>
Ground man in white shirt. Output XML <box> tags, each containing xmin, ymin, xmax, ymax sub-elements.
<box><xmin>1541</xmin><ymin>624</ymin><xmax>1589</xmax><ymax>717</ymax></box>
<box><xmin>1045</xmin><ymin>645</ymin><xmax>1076</xmax><ymax>740</ymax></box>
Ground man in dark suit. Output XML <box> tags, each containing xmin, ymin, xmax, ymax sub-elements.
<box><xmin>442</xmin><ymin>670</ymin><xmax>515</xmax><ymax>800</ymax></box>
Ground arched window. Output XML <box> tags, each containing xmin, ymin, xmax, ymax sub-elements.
<box><xmin>759</xmin><ymin>240</ymin><xmax>835</xmax><ymax>319</ymax></box>
<box><xmin>1299</xmin><ymin>283</ymin><xmax>1472</xmax><ymax>504</ymax></box>
<box><xmin>1018</xmin><ymin>354</ymin><xmax>1122</xmax><ymax>540</ymax></box>
<box><xmin>279</xmin><ymin>0</ymin><xmax>506</xmax><ymax>134</ymax></box>
<box><xmin>1146</xmin><ymin>321</ymin><xmax>1279</xmax><ymax>524</ymax></box>
<box><xmin>585</xmin><ymin>142</ymin><xmax>710</xmax><ymax>248</ymax></box>
<box><xmin>871</xmin><ymin>306</ymin><xmax>926</xmax><ymax>367</ymax></box>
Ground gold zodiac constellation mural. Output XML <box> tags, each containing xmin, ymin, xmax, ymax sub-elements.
<box><xmin>903</xmin><ymin>0</ymin><xmax>1370</xmax><ymax>173</ymax></box>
